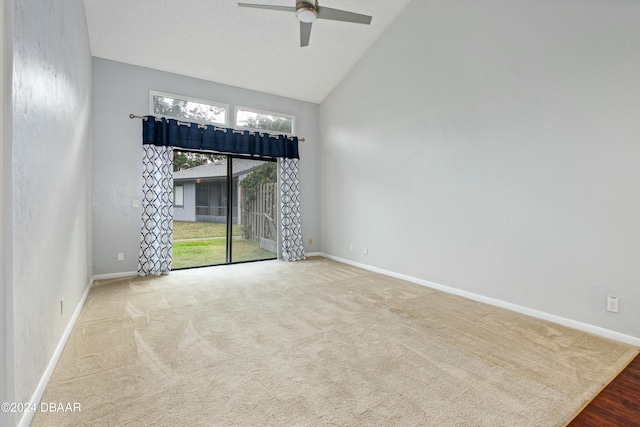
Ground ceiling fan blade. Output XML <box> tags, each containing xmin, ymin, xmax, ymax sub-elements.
<box><xmin>317</xmin><ymin>7</ymin><xmax>372</xmax><ymax>25</ymax></box>
<box><xmin>237</xmin><ymin>3</ymin><xmax>296</xmax><ymax>13</ymax></box>
<box><xmin>300</xmin><ymin>21</ymin><xmax>312</xmax><ymax>47</ymax></box>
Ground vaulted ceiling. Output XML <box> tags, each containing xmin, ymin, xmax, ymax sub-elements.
<box><xmin>83</xmin><ymin>0</ymin><xmax>413</xmax><ymax>103</ymax></box>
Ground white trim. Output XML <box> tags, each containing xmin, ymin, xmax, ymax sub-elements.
<box><xmin>304</xmin><ymin>252</ymin><xmax>321</xmax><ymax>257</ymax></box>
<box><xmin>149</xmin><ymin>90</ymin><xmax>229</xmax><ymax>126</ymax></box>
<box><xmin>17</xmin><ymin>277</ymin><xmax>94</xmax><ymax>427</ymax></box>
<box><xmin>318</xmin><ymin>253</ymin><xmax>640</xmax><ymax>347</ymax></box>
<box><xmin>92</xmin><ymin>271</ymin><xmax>138</xmax><ymax>281</ymax></box>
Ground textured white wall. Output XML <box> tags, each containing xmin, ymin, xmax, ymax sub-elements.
<box><xmin>1</xmin><ymin>1</ymin><xmax>11</xmax><ymax>425</ymax></box>
<box><xmin>92</xmin><ymin>58</ymin><xmax>320</xmax><ymax>275</ymax></box>
<box><xmin>11</xmin><ymin>0</ymin><xmax>92</xmax><ymax>411</ymax></box>
<box><xmin>319</xmin><ymin>0</ymin><xmax>640</xmax><ymax>338</ymax></box>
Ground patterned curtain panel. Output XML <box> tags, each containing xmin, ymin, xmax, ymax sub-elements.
<box><xmin>138</xmin><ymin>145</ymin><xmax>174</xmax><ymax>276</ymax></box>
<box><xmin>280</xmin><ymin>158</ymin><xmax>306</xmax><ymax>262</ymax></box>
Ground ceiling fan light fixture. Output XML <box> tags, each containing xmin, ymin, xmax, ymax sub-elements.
<box><xmin>238</xmin><ymin>1</ymin><xmax>372</xmax><ymax>47</ymax></box>
<box><xmin>296</xmin><ymin>6</ymin><xmax>317</xmax><ymax>23</ymax></box>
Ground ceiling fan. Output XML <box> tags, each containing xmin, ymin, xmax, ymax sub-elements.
<box><xmin>238</xmin><ymin>1</ymin><xmax>372</xmax><ymax>47</ymax></box>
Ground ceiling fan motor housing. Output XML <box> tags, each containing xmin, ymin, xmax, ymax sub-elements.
<box><xmin>296</xmin><ymin>1</ymin><xmax>318</xmax><ymax>23</ymax></box>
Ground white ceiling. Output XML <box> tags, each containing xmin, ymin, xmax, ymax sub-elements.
<box><xmin>83</xmin><ymin>0</ymin><xmax>412</xmax><ymax>103</ymax></box>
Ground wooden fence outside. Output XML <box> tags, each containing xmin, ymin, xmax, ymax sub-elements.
<box><xmin>242</xmin><ymin>182</ymin><xmax>277</xmax><ymax>243</ymax></box>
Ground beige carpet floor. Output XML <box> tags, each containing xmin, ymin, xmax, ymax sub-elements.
<box><xmin>32</xmin><ymin>257</ymin><xmax>638</xmax><ymax>426</ymax></box>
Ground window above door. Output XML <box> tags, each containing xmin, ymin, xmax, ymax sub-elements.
<box><xmin>150</xmin><ymin>90</ymin><xmax>228</xmax><ymax>126</ymax></box>
<box><xmin>235</xmin><ymin>106</ymin><xmax>294</xmax><ymax>135</ymax></box>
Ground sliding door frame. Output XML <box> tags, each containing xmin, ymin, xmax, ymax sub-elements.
<box><xmin>172</xmin><ymin>150</ymin><xmax>278</xmax><ymax>270</ymax></box>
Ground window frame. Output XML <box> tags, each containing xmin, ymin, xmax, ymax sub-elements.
<box><xmin>149</xmin><ymin>90</ymin><xmax>229</xmax><ymax>127</ymax></box>
<box><xmin>234</xmin><ymin>105</ymin><xmax>295</xmax><ymax>136</ymax></box>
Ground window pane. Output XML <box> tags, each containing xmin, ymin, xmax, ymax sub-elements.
<box><xmin>236</xmin><ymin>109</ymin><xmax>293</xmax><ymax>134</ymax></box>
<box><xmin>172</xmin><ymin>151</ymin><xmax>230</xmax><ymax>269</ymax></box>
<box><xmin>153</xmin><ymin>94</ymin><xmax>226</xmax><ymax>125</ymax></box>
<box><xmin>232</xmin><ymin>158</ymin><xmax>278</xmax><ymax>262</ymax></box>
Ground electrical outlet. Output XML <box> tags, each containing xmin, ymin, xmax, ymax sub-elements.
<box><xmin>117</xmin><ymin>252</ymin><xmax>124</xmax><ymax>261</ymax></box>
<box><xmin>349</xmin><ymin>245</ymin><xmax>353</xmax><ymax>252</ymax></box>
<box><xmin>308</xmin><ymin>238</ymin><xmax>313</xmax><ymax>246</ymax></box>
<box><xmin>364</xmin><ymin>246</ymin><xmax>368</xmax><ymax>255</ymax></box>
<box><xmin>132</xmin><ymin>200</ymin><xmax>140</xmax><ymax>208</ymax></box>
<box><xmin>607</xmin><ymin>296</ymin><xmax>619</xmax><ymax>313</ymax></box>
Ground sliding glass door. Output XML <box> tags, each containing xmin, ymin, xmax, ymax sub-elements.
<box><xmin>231</xmin><ymin>158</ymin><xmax>278</xmax><ymax>263</ymax></box>
<box><xmin>172</xmin><ymin>151</ymin><xmax>229</xmax><ymax>268</ymax></box>
<box><xmin>172</xmin><ymin>150</ymin><xmax>277</xmax><ymax>269</ymax></box>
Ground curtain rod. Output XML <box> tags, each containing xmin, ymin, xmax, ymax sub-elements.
<box><xmin>129</xmin><ymin>114</ymin><xmax>305</xmax><ymax>142</ymax></box>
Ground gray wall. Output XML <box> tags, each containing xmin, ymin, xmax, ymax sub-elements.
<box><xmin>319</xmin><ymin>0</ymin><xmax>640</xmax><ymax>338</ymax></box>
<box><xmin>92</xmin><ymin>58</ymin><xmax>320</xmax><ymax>275</ymax></box>
<box><xmin>10</xmin><ymin>0</ymin><xmax>93</xmax><ymax>417</ymax></box>
<box><xmin>1</xmin><ymin>1</ymin><xmax>11</xmax><ymax>425</ymax></box>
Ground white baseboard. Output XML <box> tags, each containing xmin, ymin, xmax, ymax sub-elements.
<box><xmin>304</xmin><ymin>252</ymin><xmax>322</xmax><ymax>257</ymax></box>
<box><xmin>319</xmin><ymin>253</ymin><xmax>640</xmax><ymax>347</ymax></box>
<box><xmin>92</xmin><ymin>271</ymin><xmax>138</xmax><ymax>281</ymax></box>
<box><xmin>18</xmin><ymin>277</ymin><xmax>94</xmax><ymax>427</ymax></box>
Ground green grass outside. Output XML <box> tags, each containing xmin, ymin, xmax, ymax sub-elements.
<box><xmin>172</xmin><ymin>221</ymin><xmax>275</xmax><ymax>269</ymax></box>
<box><xmin>174</xmin><ymin>221</ymin><xmax>242</xmax><ymax>239</ymax></box>
<box><xmin>172</xmin><ymin>238</ymin><xmax>275</xmax><ymax>269</ymax></box>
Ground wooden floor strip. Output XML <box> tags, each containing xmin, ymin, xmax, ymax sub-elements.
<box><xmin>567</xmin><ymin>353</ymin><xmax>640</xmax><ymax>426</ymax></box>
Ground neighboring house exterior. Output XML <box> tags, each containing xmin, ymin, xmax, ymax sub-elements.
<box><xmin>173</xmin><ymin>158</ymin><xmax>266</xmax><ymax>224</ymax></box>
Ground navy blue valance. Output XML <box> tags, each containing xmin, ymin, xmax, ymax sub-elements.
<box><xmin>142</xmin><ymin>115</ymin><xmax>300</xmax><ymax>159</ymax></box>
